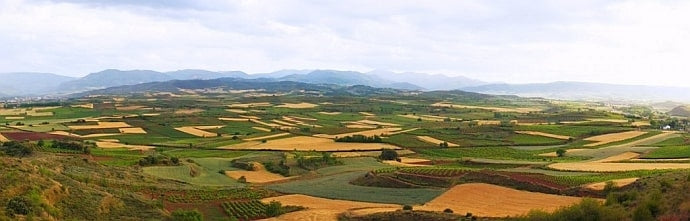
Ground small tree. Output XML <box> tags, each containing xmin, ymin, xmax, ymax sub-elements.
<box><xmin>379</xmin><ymin>149</ymin><xmax>398</xmax><ymax>160</ymax></box>
<box><xmin>6</xmin><ymin>196</ymin><xmax>33</xmax><ymax>216</ymax></box>
<box><xmin>402</xmin><ymin>205</ymin><xmax>413</xmax><ymax>211</ymax></box>
<box><xmin>265</xmin><ymin>201</ymin><xmax>282</xmax><ymax>217</ymax></box>
<box><xmin>443</xmin><ymin>208</ymin><xmax>454</xmax><ymax>213</ymax></box>
<box><xmin>37</xmin><ymin>139</ymin><xmax>45</xmax><ymax>147</ymax></box>
<box><xmin>556</xmin><ymin>149</ymin><xmax>566</xmax><ymax>157</ymax></box>
<box><xmin>238</xmin><ymin>176</ymin><xmax>247</xmax><ymax>183</ymax></box>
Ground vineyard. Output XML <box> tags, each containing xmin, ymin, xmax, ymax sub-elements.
<box><xmin>399</xmin><ymin>167</ymin><xmax>470</xmax><ymax>177</ymax></box>
<box><xmin>162</xmin><ymin>188</ymin><xmax>269</xmax><ymax>203</ymax></box>
<box><xmin>222</xmin><ymin>200</ymin><xmax>268</xmax><ymax>220</ymax></box>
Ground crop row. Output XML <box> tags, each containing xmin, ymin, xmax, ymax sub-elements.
<box><xmin>398</xmin><ymin>167</ymin><xmax>469</xmax><ymax>177</ymax></box>
<box><xmin>164</xmin><ymin>188</ymin><xmax>267</xmax><ymax>203</ymax></box>
<box><xmin>222</xmin><ymin>200</ymin><xmax>267</xmax><ymax>220</ymax></box>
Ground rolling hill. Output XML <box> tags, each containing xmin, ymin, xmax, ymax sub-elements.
<box><xmin>0</xmin><ymin>72</ymin><xmax>76</xmax><ymax>96</ymax></box>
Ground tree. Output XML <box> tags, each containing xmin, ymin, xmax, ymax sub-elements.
<box><xmin>402</xmin><ymin>205</ymin><xmax>413</xmax><ymax>211</ymax></box>
<box><xmin>171</xmin><ymin>209</ymin><xmax>203</xmax><ymax>221</ymax></box>
<box><xmin>265</xmin><ymin>201</ymin><xmax>282</xmax><ymax>217</ymax></box>
<box><xmin>379</xmin><ymin>149</ymin><xmax>398</xmax><ymax>160</ymax></box>
<box><xmin>556</xmin><ymin>148</ymin><xmax>566</xmax><ymax>157</ymax></box>
<box><xmin>37</xmin><ymin>139</ymin><xmax>45</xmax><ymax>147</ymax></box>
<box><xmin>443</xmin><ymin>208</ymin><xmax>454</xmax><ymax>213</ymax></box>
<box><xmin>1</xmin><ymin>141</ymin><xmax>34</xmax><ymax>157</ymax></box>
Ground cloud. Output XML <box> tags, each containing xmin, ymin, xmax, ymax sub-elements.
<box><xmin>0</xmin><ymin>0</ymin><xmax>689</xmax><ymax>86</ymax></box>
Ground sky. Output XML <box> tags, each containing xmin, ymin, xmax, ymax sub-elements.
<box><xmin>1</xmin><ymin>0</ymin><xmax>690</xmax><ymax>86</ymax></box>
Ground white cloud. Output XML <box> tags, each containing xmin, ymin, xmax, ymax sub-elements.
<box><xmin>0</xmin><ymin>0</ymin><xmax>689</xmax><ymax>86</ymax></box>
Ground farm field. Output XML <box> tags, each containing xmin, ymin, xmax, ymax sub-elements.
<box><xmin>2</xmin><ymin>86</ymin><xmax>690</xmax><ymax>220</ymax></box>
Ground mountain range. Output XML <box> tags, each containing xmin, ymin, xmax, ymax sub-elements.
<box><xmin>1</xmin><ymin>69</ymin><xmax>690</xmax><ymax>103</ymax></box>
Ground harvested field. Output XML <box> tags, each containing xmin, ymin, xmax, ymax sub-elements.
<box><xmin>27</xmin><ymin>112</ymin><xmax>53</xmax><ymax>117</ymax></box>
<box><xmin>354</xmin><ymin>120</ymin><xmax>399</xmax><ymax>127</ymax></box>
<box><xmin>224</xmin><ymin>136</ymin><xmax>401</xmax><ymax>151</ymax></box>
<box><xmin>345</xmin><ymin>124</ymin><xmax>377</xmax><ymax>129</ymax></box>
<box><xmin>261</xmin><ymin>194</ymin><xmax>399</xmax><ymax>221</ymax></box>
<box><xmin>585</xmin><ymin>178</ymin><xmax>639</xmax><ymax>190</ymax></box>
<box><xmin>276</xmin><ymin>102</ymin><xmax>318</xmax><ymax>109</ymax></box>
<box><xmin>174</xmin><ymin>126</ymin><xmax>223</xmax><ymax>137</ymax></box>
<box><xmin>141</xmin><ymin>113</ymin><xmax>160</xmax><ymax>116</ymax></box>
<box><xmin>118</xmin><ymin>127</ymin><xmax>147</xmax><ymax>134</ymax></box>
<box><xmin>387</xmin><ymin>128</ymin><xmax>419</xmax><ymax>136</ymax></box>
<box><xmin>314</xmin><ymin>128</ymin><xmax>403</xmax><ymax>139</ymax></box>
<box><xmin>81</xmin><ymin>133</ymin><xmax>121</xmax><ymax>138</ymax></box>
<box><xmin>219</xmin><ymin>117</ymin><xmax>251</xmax><ymax>122</ymax></box>
<box><xmin>417</xmin><ymin>183</ymin><xmax>585</xmax><ymax>217</ymax></box>
<box><xmin>282</xmin><ymin>116</ymin><xmax>321</xmax><ymax>128</ymax></box>
<box><xmin>226</xmin><ymin>109</ymin><xmax>248</xmax><ymax>113</ymax></box>
<box><xmin>318</xmin><ymin>112</ymin><xmax>341</xmax><ymax>115</ymax></box>
<box><xmin>474</xmin><ymin>120</ymin><xmax>517</xmax><ymax>126</ymax></box>
<box><xmin>432</xmin><ymin>102</ymin><xmax>541</xmax><ymax>113</ymax></box>
<box><xmin>585</xmin><ymin>118</ymin><xmax>629</xmax><ymax>123</ymax></box>
<box><xmin>224</xmin><ymin>164</ymin><xmax>292</xmax><ymax>183</ymax></box>
<box><xmin>243</xmin><ymin>133</ymin><xmax>291</xmax><ymax>141</ymax></box>
<box><xmin>71</xmin><ymin>103</ymin><xmax>94</xmax><ymax>109</ymax></box>
<box><xmin>289</xmin><ymin>116</ymin><xmax>318</xmax><ymax>121</ymax></box>
<box><xmin>5</xmin><ymin>116</ymin><xmax>24</xmax><ymax>120</ymax></box>
<box><xmin>631</xmin><ymin>121</ymin><xmax>651</xmax><ymax>127</ymax></box>
<box><xmin>549</xmin><ymin>152</ymin><xmax>690</xmax><ymax>172</ymax></box>
<box><xmin>271</xmin><ymin>119</ymin><xmax>297</xmax><ymax>126</ymax></box>
<box><xmin>174</xmin><ymin>108</ymin><xmax>204</xmax><ymax>115</ymax></box>
<box><xmin>68</xmin><ymin>122</ymin><xmax>132</xmax><ymax>130</ymax></box>
<box><xmin>0</xmin><ymin>133</ymin><xmax>9</xmax><ymax>142</ymax></box>
<box><xmin>249</xmin><ymin>119</ymin><xmax>288</xmax><ymax>129</ymax></box>
<box><xmin>584</xmin><ymin>131</ymin><xmax>647</xmax><ymax>147</ymax></box>
<box><xmin>359</xmin><ymin>112</ymin><xmax>375</xmax><ymax>116</ymax></box>
<box><xmin>416</xmin><ymin>136</ymin><xmax>459</xmax><ymax>147</ymax></box>
<box><xmin>228</xmin><ymin>102</ymin><xmax>272</xmax><ymax>108</ymax></box>
<box><xmin>332</xmin><ymin>150</ymin><xmax>415</xmax><ymax>158</ymax></box>
<box><xmin>383</xmin><ymin>157</ymin><xmax>432</xmax><ymax>167</ymax></box>
<box><xmin>515</xmin><ymin>131</ymin><xmax>571</xmax><ymax>140</ymax></box>
<box><xmin>252</xmin><ymin>127</ymin><xmax>272</xmax><ymax>132</ymax></box>
<box><xmin>96</xmin><ymin>141</ymin><xmax>155</xmax><ymax>151</ymax></box>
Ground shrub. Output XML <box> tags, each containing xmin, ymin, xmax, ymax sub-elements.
<box><xmin>265</xmin><ymin>201</ymin><xmax>282</xmax><ymax>217</ymax></box>
<box><xmin>556</xmin><ymin>148</ymin><xmax>566</xmax><ymax>157</ymax></box>
<box><xmin>6</xmin><ymin>196</ymin><xmax>33</xmax><ymax>216</ymax></box>
<box><xmin>443</xmin><ymin>208</ymin><xmax>454</xmax><ymax>213</ymax></box>
<box><xmin>402</xmin><ymin>205</ymin><xmax>413</xmax><ymax>211</ymax></box>
<box><xmin>379</xmin><ymin>149</ymin><xmax>398</xmax><ymax>160</ymax></box>
<box><xmin>1</xmin><ymin>141</ymin><xmax>34</xmax><ymax>157</ymax></box>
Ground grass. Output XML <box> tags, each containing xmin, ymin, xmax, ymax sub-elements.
<box><xmin>593</xmin><ymin>131</ymin><xmax>663</xmax><ymax>148</ymax></box>
<box><xmin>90</xmin><ymin>148</ymin><xmax>146</xmax><ymax>166</ymax></box>
<box><xmin>143</xmin><ymin>163</ymin><xmax>244</xmax><ymax>187</ymax></box>
<box><xmin>416</xmin><ymin>146</ymin><xmax>587</xmax><ymax>162</ymax></box>
<box><xmin>158</xmin><ymin>148</ymin><xmax>252</xmax><ymax>158</ymax></box>
<box><xmin>643</xmin><ymin>146</ymin><xmax>690</xmax><ymax>159</ymax></box>
<box><xmin>514</xmin><ymin>125</ymin><xmax>630</xmax><ymax>137</ymax></box>
<box><xmin>267</xmin><ymin>171</ymin><xmax>444</xmax><ymax>205</ymax></box>
<box><xmin>315</xmin><ymin>157</ymin><xmax>390</xmax><ymax>176</ymax></box>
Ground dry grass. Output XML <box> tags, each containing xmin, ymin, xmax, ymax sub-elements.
<box><xmin>219</xmin><ymin>117</ymin><xmax>250</xmax><ymax>122</ymax></box>
<box><xmin>118</xmin><ymin>127</ymin><xmax>147</xmax><ymax>134</ymax></box>
<box><xmin>243</xmin><ymin>133</ymin><xmax>291</xmax><ymax>141</ymax></box>
<box><xmin>271</xmin><ymin>119</ymin><xmax>298</xmax><ymax>126</ymax></box>
<box><xmin>174</xmin><ymin>108</ymin><xmax>204</xmax><ymax>115</ymax></box>
<box><xmin>68</xmin><ymin>122</ymin><xmax>132</xmax><ymax>130</ymax></box>
<box><xmin>174</xmin><ymin>126</ymin><xmax>223</xmax><ymax>137</ymax></box>
<box><xmin>549</xmin><ymin>152</ymin><xmax>690</xmax><ymax>172</ymax></box>
<box><xmin>354</xmin><ymin>120</ymin><xmax>399</xmax><ymax>127</ymax></box>
<box><xmin>249</xmin><ymin>119</ymin><xmax>294</xmax><ymax>130</ymax></box>
<box><xmin>583</xmin><ymin>131</ymin><xmax>647</xmax><ymax>147</ymax></box>
<box><xmin>538</xmin><ymin>149</ymin><xmax>587</xmax><ymax>157</ymax></box>
<box><xmin>418</xmin><ymin>183</ymin><xmax>585</xmax><ymax>217</ymax></box>
<box><xmin>282</xmin><ymin>116</ymin><xmax>321</xmax><ymax>128</ymax></box>
<box><xmin>318</xmin><ymin>112</ymin><xmax>342</xmax><ymax>115</ymax></box>
<box><xmin>585</xmin><ymin>178</ymin><xmax>639</xmax><ymax>190</ymax></box>
<box><xmin>631</xmin><ymin>121</ymin><xmax>651</xmax><ymax>127</ymax></box>
<box><xmin>383</xmin><ymin>157</ymin><xmax>432</xmax><ymax>167</ymax></box>
<box><xmin>432</xmin><ymin>102</ymin><xmax>541</xmax><ymax>113</ymax></box>
<box><xmin>276</xmin><ymin>102</ymin><xmax>319</xmax><ymax>109</ymax></box>
<box><xmin>224</xmin><ymin>136</ymin><xmax>401</xmax><ymax>151</ymax></box>
<box><xmin>359</xmin><ymin>112</ymin><xmax>375</xmax><ymax>116</ymax></box>
<box><xmin>331</xmin><ymin>150</ymin><xmax>415</xmax><ymax>158</ymax></box>
<box><xmin>474</xmin><ymin>120</ymin><xmax>517</xmax><ymax>126</ymax></box>
<box><xmin>416</xmin><ymin>136</ymin><xmax>459</xmax><ymax>147</ymax></box>
<box><xmin>5</xmin><ymin>116</ymin><xmax>24</xmax><ymax>120</ymax></box>
<box><xmin>141</xmin><ymin>113</ymin><xmax>160</xmax><ymax>116</ymax></box>
<box><xmin>96</xmin><ymin>141</ymin><xmax>154</xmax><ymax>151</ymax></box>
<box><xmin>260</xmin><ymin>194</ymin><xmax>399</xmax><ymax>221</ymax></box>
<box><xmin>585</xmin><ymin>118</ymin><xmax>629</xmax><ymax>123</ymax></box>
<box><xmin>398</xmin><ymin>114</ymin><xmax>460</xmax><ymax>122</ymax></box>
<box><xmin>71</xmin><ymin>103</ymin><xmax>94</xmax><ymax>109</ymax></box>
<box><xmin>345</xmin><ymin>124</ymin><xmax>377</xmax><ymax>129</ymax></box>
<box><xmin>289</xmin><ymin>116</ymin><xmax>318</xmax><ymax>121</ymax></box>
<box><xmin>252</xmin><ymin>127</ymin><xmax>272</xmax><ymax>132</ymax></box>
<box><xmin>314</xmin><ymin>128</ymin><xmax>403</xmax><ymax>139</ymax></box>
<box><xmin>239</xmin><ymin>115</ymin><xmax>261</xmax><ymax>120</ymax></box>
<box><xmin>0</xmin><ymin>133</ymin><xmax>9</xmax><ymax>142</ymax></box>
<box><xmin>515</xmin><ymin>131</ymin><xmax>571</xmax><ymax>140</ymax></box>
<box><xmin>225</xmin><ymin>163</ymin><xmax>292</xmax><ymax>183</ymax></box>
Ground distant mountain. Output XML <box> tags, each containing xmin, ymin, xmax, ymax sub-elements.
<box><xmin>279</xmin><ymin>70</ymin><xmax>424</xmax><ymax>90</ymax></box>
<box><xmin>58</xmin><ymin>69</ymin><xmax>172</xmax><ymax>91</ymax></box>
<box><xmin>166</xmin><ymin>69</ymin><xmax>248</xmax><ymax>80</ymax></box>
<box><xmin>0</xmin><ymin>72</ymin><xmax>75</xmax><ymax>96</ymax></box>
<box><xmin>462</xmin><ymin>81</ymin><xmax>690</xmax><ymax>102</ymax></box>
<box><xmin>669</xmin><ymin>106</ymin><xmax>690</xmax><ymax>117</ymax></box>
<box><xmin>75</xmin><ymin>77</ymin><xmax>404</xmax><ymax>97</ymax></box>
<box><xmin>651</xmin><ymin>101</ymin><xmax>686</xmax><ymax>112</ymax></box>
<box><xmin>368</xmin><ymin>70</ymin><xmax>485</xmax><ymax>90</ymax></box>
<box><xmin>251</xmin><ymin>69</ymin><xmax>313</xmax><ymax>79</ymax></box>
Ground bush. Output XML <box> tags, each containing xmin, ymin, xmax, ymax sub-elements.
<box><xmin>556</xmin><ymin>149</ymin><xmax>566</xmax><ymax>157</ymax></box>
<box><xmin>335</xmin><ymin>135</ymin><xmax>383</xmax><ymax>143</ymax></box>
<box><xmin>265</xmin><ymin>201</ymin><xmax>282</xmax><ymax>217</ymax></box>
<box><xmin>379</xmin><ymin>149</ymin><xmax>398</xmax><ymax>160</ymax></box>
<box><xmin>171</xmin><ymin>209</ymin><xmax>203</xmax><ymax>221</ymax></box>
<box><xmin>1</xmin><ymin>141</ymin><xmax>34</xmax><ymax>157</ymax></box>
<box><xmin>402</xmin><ymin>205</ymin><xmax>413</xmax><ymax>211</ymax></box>
<box><xmin>443</xmin><ymin>208</ymin><xmax>454</xmax><ymax>213</ymax></box>
<box><xmin>6</xmin><ymin>196</ymin><xmax>33</xmax><ymax>216</ymax></box>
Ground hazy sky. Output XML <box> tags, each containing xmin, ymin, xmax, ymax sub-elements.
<box><xmin>1</xmin><ymin>0</ymin><xmax>690</xmax><ymax>86</ymax></box>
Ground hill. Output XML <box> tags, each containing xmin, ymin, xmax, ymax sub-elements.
<box><xmin>669</xmin><ymin>105</ymin><xmax>690</xmax><ymax>117</ymax></box>
<box><xmin>279</xmin><ymin>70</ymin><xmax>425</xmax><ymax>90</ymax></box>
<box><xmin>368</xmin><ymin>70</ymin><xmax>485</xmax><ymax>90</ymax></box>
<box><xmin>58</xmin><ymin>69</ymin><xmax>172</xmax><ymax>92</ymax></box>
<box><xmin>0</xmin><ymin>72</ymin><xmax>75</xmax><ymax>96</ymax></box>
